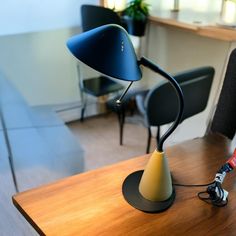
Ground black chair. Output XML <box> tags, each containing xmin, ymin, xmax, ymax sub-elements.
<box><xmin>78</xmin><ymin>5</ymin><xmax>124</xmax><ymax>121</ymax></box>
<box><xmin>210</xmin><ymin>48</ymin><xmax>236</xmax><ymax>139</ymax></box>
<box><xmin>135</xmin><ymin>66</ymin><xmax>215</xmax><ymax>153</ymax></box>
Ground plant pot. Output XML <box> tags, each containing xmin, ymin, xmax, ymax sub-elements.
<box><xmin>121</xmin><ymin>15</ymin><xmax>147</xmax><ymax>37</ymax></box>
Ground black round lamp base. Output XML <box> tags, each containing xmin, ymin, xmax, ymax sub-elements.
<box><xmin>122</xmin><ymin>170</ymin><xmax>175</xmax><ymax>213</ymax></box>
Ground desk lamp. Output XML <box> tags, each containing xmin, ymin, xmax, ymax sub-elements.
<box><xmin>67</xmin><ymin>24</ymin><xmax>184</xmax><ymax>213</ymax></box>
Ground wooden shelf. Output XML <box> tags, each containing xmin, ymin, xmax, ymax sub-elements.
<box><xmin>99</xmin><ymin>2</ymin><xmax>236</xmax><ymax>41</ymax></box>
<box><xmin>149</xmin><ymin>14</ymin><xmax>236</xmax><ymax>42</ymax></box>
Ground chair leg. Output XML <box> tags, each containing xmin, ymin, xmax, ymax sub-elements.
<box><xmin>80</xmin><ymin>106</ymin><xmax>85</xmax><ymax>122</ymax></box>
<box><xmin>130</xmin><ymin>99</ymin><xmax>135</xmax><ymax>116</ymax></box>
<box><xmin>146</xmin><ymin>127</ymin><xmax>151</xmax><ymax>154</ymax></box>
<box><xmin>80</xmin><ymin>93</ymin><xmax>87</xmax><ymax>122</ymax></box>
<box><xmin>118</xmin><ymin>107</ymin><xmax>125</xmax><ymax>145</ymax></box>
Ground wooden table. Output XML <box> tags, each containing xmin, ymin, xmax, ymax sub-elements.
<box><xmin>13</xmin><ymin>134</ymin><xmax>236</xmax><ymax>235</ymax></box>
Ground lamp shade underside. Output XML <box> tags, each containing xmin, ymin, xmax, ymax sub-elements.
<box><xmin>67</xmin><ymin>24</ymin><xmax>142</xmax><ymax>82</ymax></box>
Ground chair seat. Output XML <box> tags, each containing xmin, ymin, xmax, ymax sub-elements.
<box><xmin>83</xmin><ymin>76</ymin><xmax>124</xmax><ymax>97</ymax></box>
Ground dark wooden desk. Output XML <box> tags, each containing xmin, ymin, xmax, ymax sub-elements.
<box><xmin>12</xmin><ymin>134</ymin><xmax>236</xmax><ymax>235</ymax></box>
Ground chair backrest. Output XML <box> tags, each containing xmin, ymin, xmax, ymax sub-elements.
<box><xmin>78</xmin><ymin>5</ymin><xmax>122</xmax><ymax>89</ymax></box>
<box><xmin>145</xmin><ymin>66</ymin><xmax>215</xmax><ymax>126</ymax></box>
<box><xmin>81</xmin><ymin>5</ymin><xmax>122</xmax><ymax>32</ymax></box>
<box><xmin>211</xmin><ymin>49</ymin><xmax>236</xmax><ymax>139</ymax></box>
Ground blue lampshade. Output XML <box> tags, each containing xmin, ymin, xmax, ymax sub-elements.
<box><xmin>66</xmin><ymin>24</ymin><xmax>142</xmax><ymax>82</ymax></box>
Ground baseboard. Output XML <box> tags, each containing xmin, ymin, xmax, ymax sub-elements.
<box><xmin>53</xmin><ymin>101</ymin><xmax>108</xmax><ymax>123</ymax></box>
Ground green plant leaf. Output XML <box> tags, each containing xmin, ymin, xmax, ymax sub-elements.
<box><xmin>124</xmin><ymin>0</ymin><xmax>150</xmax><ymax>21</ymax></box>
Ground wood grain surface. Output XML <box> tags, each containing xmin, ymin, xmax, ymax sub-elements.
<box><xmin>13</xmin><ymin>133</ymin><xmax>236</xmax><ymax>236</ymax></box>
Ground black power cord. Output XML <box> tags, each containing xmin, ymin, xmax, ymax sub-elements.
<box><xmin>173</xmin><ymin>165</ymin><xmax>231</xmax><ymax>207</ymax></box>
<box><xmin>172</xmin><ymin>150</ymin><xmax>236</xmax><ymax>207</ymax></box>
<box><xmin>197</xmin><ymin>181</ymin><xmax>228</xmax><ymax>207</ymax></box>
<box><xmin>173</xmin><ymin>179</ymin><xmax>228</xmax><ymax>207</ymax></box>
<box><xmin>173</xmin><ymin>182</ymin><xmax>215</xmax><ymax>187</ymax></box>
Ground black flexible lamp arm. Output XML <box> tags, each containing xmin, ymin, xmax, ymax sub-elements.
<box><xmin>139</xmin><ymin>57</ymin><xmax>184</xmax><ymax>152</ymax></box>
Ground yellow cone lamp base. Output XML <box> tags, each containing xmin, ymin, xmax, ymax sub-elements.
<box><xmin>122</xmin><ymin>151</ymin><xmax>175</xmax><ymax>213</ymax></box>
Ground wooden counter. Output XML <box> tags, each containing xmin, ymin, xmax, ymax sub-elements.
<box><xmin>100</xmin><ymin>0</ymin><xmax>236</xmax><ymax>42</ymax></box>
<box><xmin>149</xmin><ymin>13</ymin><xmax>236</xmax><ymax>42</ymax></box>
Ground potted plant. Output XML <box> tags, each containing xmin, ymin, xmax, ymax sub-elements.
<box><xmin>121</xmin><ymin>0</ymin><xmax>150</xmax><ymax>37</ymax></box>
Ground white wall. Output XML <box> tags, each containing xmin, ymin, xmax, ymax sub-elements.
<box><xmin>0</xmin><ymin>0</ymin><xmax>99</xmax><ymax>107</ymax></box>
<box><xmin>0</xmin><ymin>0</ymin><xmax>98</xmax><ymax>36</ymax></box>
<box><xmin>0</xmin><ymin>28</ymin><xmax>79</xmax><ymax>105</ymax></box>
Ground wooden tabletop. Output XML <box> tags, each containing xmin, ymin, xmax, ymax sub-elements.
<box><xmin>13</xmin><ymin>134</ymin><xmax>236</xmax><ymax>235</ymax></box>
